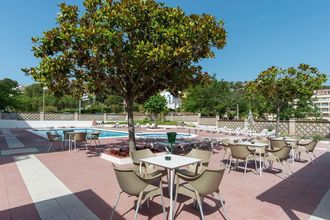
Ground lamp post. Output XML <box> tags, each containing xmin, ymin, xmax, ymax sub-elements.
<box><xmin>42</xmin><ymin>86</ymin><xmax>47</xmax><ymax>113</ymax></box>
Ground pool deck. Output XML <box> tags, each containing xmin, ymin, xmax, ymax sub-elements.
<box><xmin>0</xmin><ymin>127</ymin><xmax>329</xmax><ymax>219</ymax></box>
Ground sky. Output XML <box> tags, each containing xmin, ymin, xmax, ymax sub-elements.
<box><xmin>0</xmin><ymin>0</ymin><xmax>329</xmax><ymax>85</ymax></box>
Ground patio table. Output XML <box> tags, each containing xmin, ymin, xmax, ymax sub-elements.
<box><xmin>141</xmin><ymin>154</ymin><xmax>201</xmax><ymax>220</ymax></box>
<box><xmin>66</xmin><ymin>131</ymin><xmax>91</xmax><ymax>151</ymax></box>
<box><xmin>240</xmin><ymin>141</ymin><xmax>269</xmax><ymax>176</ymax></box>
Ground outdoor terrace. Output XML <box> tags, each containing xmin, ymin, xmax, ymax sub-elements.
<box><xmin>0</xmin><ymin>127</ymin><xmax>329</xmax><ymax>220</ymax></box>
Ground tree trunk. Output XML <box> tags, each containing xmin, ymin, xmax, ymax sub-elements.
<box><xmin>154</xmin><ymin>114</ymin><xmax>158</xmax><ymax>128</ymax></box>
<box><xmin>126</xmin><ymin>96</ymin><xmax>136</xmax><ymax>151</ymax></box>
<box><xmin>275</xmin><ymin>108</ymin><xmax>280</xmax><ymax>137</ymax></box>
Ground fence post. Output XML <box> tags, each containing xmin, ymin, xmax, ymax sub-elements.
<box><xmin>74</xmin><ymin>112</ymin><xmax>79</xmax><ymax>121</ymax></box>
<box><xmin>197</xmin><ymin>113</ymin><xmax>201</xmax><ymax>126</ymax></box>
<box><xmin>288</xmin><ymin>119</ymin><xmax>296</xmax><ymax>136</ymax></box>
<box><xmin>0</xmin><ymin>112</ymin><xmax>2</xmax><ymax>120</ymax></box>
<box><xmin>216</xmin><ymin>114</ymin><xmax>220</xmax><ymax>127</ymax></box>
<box><xmin>170</xmin><ymin>113</ymin><xmax>173</xmax><ymax>121</ymax></box>
<box><xmin>40</xmin><ymin>112</ymin><xmax>44</xmax><ymax>121</ymax></box>
<box><xmin>183</xmin><ymin>113</ymin><xmax>186</xmax><ymax>122</ymax></box>
<box><xmin>103</xmin><ymin>113</ymin><xmax>107</xmax><ymax>122</ymax></box>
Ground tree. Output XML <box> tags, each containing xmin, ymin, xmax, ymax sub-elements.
<box><xmin>23</xmin><ymin>0</ymin><xmax>226</xmax><ymax>150</ymax></box>
<box><xmin>0</xmin><ymin>78</ymin><xmax>20</xmax><ymax>111</ymax></box>
<box><xmin>144</xmin><ymin>93</ymin><xmax>167</xmax><ymax>128</ymax></box>
<box><xmin>247</xmin><ymin>64</ymin><xmax>327</xmax><ymax>135</ymax></box>
<box><xmin>182</xmin><ymin>79</ymin><xmax>250</xmax><ymax>118</ymax></box>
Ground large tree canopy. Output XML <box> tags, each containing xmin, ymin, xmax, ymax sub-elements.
<box><xmin>247</xmin><ymin>64</ymin><xmax>327</xmax><ymax>135</ymax></box>
<box><xmin>23</xmin><ymin>0</ymin><xmax>226</xmax><ymax>149</ymax></box>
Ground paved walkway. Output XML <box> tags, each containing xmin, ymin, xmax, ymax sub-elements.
<box><xmin>0</xmin><ymin>128</ymin><xmax>329</xmax><ymax>220</ymax></box>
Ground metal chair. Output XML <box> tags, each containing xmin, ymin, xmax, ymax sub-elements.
<box><xmin>73</xmin><ymin>132</ymin><xmax>88</xmax><ymax>151</ymax></box>
<box><xmin>46</xmin><ymin>132</ymin><xmax>63</xmax><ymax>152</ymax></box>
<box><xmin>89</xmin><ymin>130</ymin><xmax>101</xmax><ymax>146</ymax></box>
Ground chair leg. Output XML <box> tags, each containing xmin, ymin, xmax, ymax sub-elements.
<box><xmin>312</xmin><ymin>152</ymin><xmax>318</xmax><ymax>164</ymax></box>
<box><xmin>306</xmin><ymin>150</ymin><xmax>314</xmax><ymax>165</ymax></box>
<box><xmin>160</xmin><ymin>185</ymin><xmax>166</xmax><ymax>220</ymax></box>
<box><xmin>286</xmin><ymin>160</ymin><xmax>294</xmax><ymax>175</ymax></box>
<box><xmin>217</xmin><ymin>192</ymin><xmax>228</xmax><ymax>220</ymax></box>
<box><xmin>134</xmin><ymin>192</ymin><xmax>143</xmax><ymax>220</ymax></box>
<box><xmin>196</xmin><ymin>194</ymin><xmax>205</xmax><ymax>220</ymax></box>
<box><xmin>47</xmin><ymin>142</ymin><xmax>53</xmax><ymax>152</ymax></box>
<box><xmin>227</xmin><ymin>158</ymin><xmax>233</xmax><ymax>174</ymax></box>
<box><xmin>244</xmin><ymin>159</ymin><xmax>248</xmax><ymax>179</ymax></box>
<box><xmin>109</xmin><ymin>192</ymin><xmax>122</xmax><ymax>220</ymax></box>
<box><xmin>277</xmin><ymin>159</ymin><xmax>286</xmax><ymax>179</ymax></box>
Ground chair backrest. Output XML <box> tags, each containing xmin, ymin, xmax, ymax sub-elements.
<box><xmin>74</xmin><ymin>132</ymin><xmax>87</xmax><ymax>142</ymax></box>
<box><xmin>229</xmin><ymin>144</ymin><xmax>252</xmax><ymax>160</ymax></box>
<box><xmin>91</xmin><ymin>131</ymin><xmax>100</xmax><ymax>139</ymax></box>
<box><xmin>221</xmin><ymin>138</ymin><xmax>230</xmax><ymax>147</ymax></box>
<box><xmin>273</xmin><ymin>146</ymin><xmax>291</xmax><ymax>160</ymax></box>
<box><xmin>190</xmin><ymin>166</ymin><xmax>226</xmax><ymax>195</ymax></box>
<box><xmin>299</xmin><ymin>140</ymin><xmax>318</xmax><ymax>152</ymax></box>
<box><xmin>269</xmin><ymin>139</ymin><xmax>287</xmax><ymax>150</ymax></box>
<box><xmin>130</xmin><ymin>149</ymin><xmax>154</xmax><ymax>163</ymax></box>
<box><xmin>185</xmin><ymin>149</ymin><xmax>212</xmax><ymax>165</ymax></box>
<box><xmin>113</xmin><ymin>166</ymin><xmax>148</xmax><ymax>196</ymax></box>
<box><xmin>46</xmin><ymin>132</ymin><xmax>55</xmax><ymax>141</ymax></box>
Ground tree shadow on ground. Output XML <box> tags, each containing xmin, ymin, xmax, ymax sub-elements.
<box><xmin>256</xmin><ymin>151</ymin><xmax>330</xmax><ymax>219</ymax></box>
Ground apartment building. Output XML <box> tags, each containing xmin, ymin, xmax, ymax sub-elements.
<box><xmin>313</xmin><ymin>89</ymin><xmax>330</xmax><ymax>120</ymax></box>
<box><xmin>160</xmin><ymin>91</ymin><xmax>181</xmax><ymax>110</ymax></box>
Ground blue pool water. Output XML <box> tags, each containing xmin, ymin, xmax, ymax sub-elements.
<box><xmin>32</xmin><ymin>128</ymin><xmax>193</xmax><ymax>139</ymax></box>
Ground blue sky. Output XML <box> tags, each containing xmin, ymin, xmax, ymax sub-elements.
<box><xmin>0</xmin><ymin>0</ymin><xmax>329</xmax><ymax>85</ymax></box>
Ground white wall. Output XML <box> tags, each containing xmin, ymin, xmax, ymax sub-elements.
<box><xmin>0</xmin><ymin>120</ymin><xmax>92</xmax><ymax>129</ymax></box>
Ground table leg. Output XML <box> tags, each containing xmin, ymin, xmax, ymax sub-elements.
<box><xmin>259</xmin><ymin>152</ymin><xmax>262</xmax><ymax>176</ymax></box>
<box><xmin>169</xmin><ymin>168</ymin><xmax>174</xmax><ymax>220</ymax></box>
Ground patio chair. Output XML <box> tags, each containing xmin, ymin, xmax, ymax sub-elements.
<box><xmin>227</xmin><ymin>127</ymin><xmax>241</xmax><ymax>135</ymax></box>
<box><xmin>296</xmin><ymin>139</ymin><xmax>318</xmax><ymax>165</ymax></box>
<box><xmin>174</xmin><ymin>167</ymin><xmax>228</xmax><ymax>220</ymax></box>
<box><xmin>251</xmin><ymin>129</ymin><xmax>268</xmax><ymax>137</ymax></box>
<box><xmin>264</xmin><ymin>145</ymin><xmax>293</xmax><ymax>178</ymax></box>
<box><xmin>110</xmin><ymin>165</ymin><xmax>166</xmax><ymax>220</ymax></box>
<box><xmin>217</xmin><ymin>126</ymin><xmax>227</xmax><ymax>133</ymax></box>
<box><xmin>176</xmin><ymin>149</ymin><xmax>212</xmax><ymax>177</ymax></box>
<box><xmin>235</xmin><ymin>127</ymin><xmax>249</xmax><ymax>136</ymax></box>
<box><xmin>219</xmin><ymin>138</ymin><xmax>231</xmax><ymax>162</ymax></box>
<box><xmin>63</xmin><ymin>129</ymin><xmax>74</xmax><ymax>149</ymax></box>
<box><xmin>269</xmin><ymin>138</ymin><xmax>288</xmax><ymax>150</ymax></box>
<box><xmin>267</xmin><ymin>129</ymin><xmax>276</xmax><ymax>137</ymax></box>
<box><xmin>72</xmin><ymin>132</ymin><xmax>89</xmax><ymax>151</ymax></box>
<box><xmin>88</xmin><ymin>130</ymin><xmax>101</xmax><ymax>146</ymax></box>
<box><xmin>130</xmin><ymin>149</ymin><xmax>166</xmax><ymax>178</ymax></box>
<box><xmin>46</xmin><ymin>132</ymin><xmax>64</xmax><ymax>152</ymax></box>
<box><xmin>228</xmin><ymin>144</ymin><xmax>257</xmax><ymax>179</ymax></box>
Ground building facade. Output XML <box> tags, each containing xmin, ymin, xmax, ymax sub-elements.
<box><xmin>160</xmin><ymin>91</ymin><xmax>181</xmax><ymax>110</ymax></box>
<box><xmin>313</xmin><ymin>89</ymin><xmax>330</xmax><ymax>120</ymax></box>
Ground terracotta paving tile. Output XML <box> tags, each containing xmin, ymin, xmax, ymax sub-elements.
<box><xmin>1</xmin><ymin>128</ymin><xmax>330</xmax><ymax>219</ymax></box>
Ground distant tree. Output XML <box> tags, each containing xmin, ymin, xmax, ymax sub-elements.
<box><xmin>0</xmin><ymin>78</ymin><xmax>20</xmax><ymax>111</ymax></box>
<box><xmin>143</xmin><ymin>94</ymin><xmax>167</xmax><ymax>128</ymax></box>
<box><xmin>23</xmin><ymin>0</ymin><xmax>226</xmax><ymax>150</ymax></box>
<box><xmin>182</xmin><ymin>79</ymin><xmax>250</xmax><ymax>118</ymax></box>
<box><xmin>247</xmin><ymin>64</ymin><xmax>327</xmax><ymax>135</ymax></box>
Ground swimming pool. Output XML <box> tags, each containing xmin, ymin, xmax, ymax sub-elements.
<box><xmin>29</xmin><ymin>128</ymin><xmax>195</xmax><ymax>139</ymax></box>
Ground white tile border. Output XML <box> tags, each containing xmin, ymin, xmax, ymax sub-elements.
<box><xmin>14</xmin><ymin>155</ymin><xmax>98</xmax><ymax>220</ymax></box>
